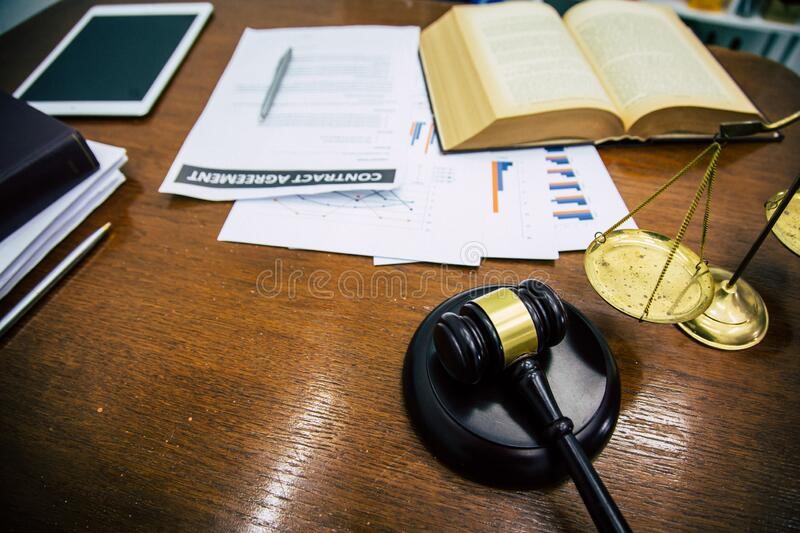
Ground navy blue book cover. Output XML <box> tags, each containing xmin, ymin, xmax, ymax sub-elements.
<box><xmin>0</xmin><ymin>92</ymin><xmax>99</xmax><ymax>240</ymax></box>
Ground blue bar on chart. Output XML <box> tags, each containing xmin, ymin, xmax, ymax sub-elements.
<box><xmin>549</xmin><ymin>180</ymin><xmax>581</xmax><ymax>191</ymax></box>
<box><xmin>546</xmin><ymin>154</ymin><xmax>569</xmax><ymax>165</ymax></box>
<box><xmin>410</xmin><ymin>121</ymin><xmax>425</xmax><ymax>145</ymax></box>
<box><xmin>552</xmin><ymin>194</ymin><xmax>587</xmax><ymax>206</ymax></box>
<box><xmin>547</xmin><ymin>167</ymin><xmax>576</xmax><ymax>178</ymax></box>
<box><xmin>492</xmin><ymin>160</ymin><xmax>513</xmax><ymax>213</ymax></box>
<box><xmin>553</xmin><ymin>209</ymin><xmax>594</xmax><ymax>221</ymax></box>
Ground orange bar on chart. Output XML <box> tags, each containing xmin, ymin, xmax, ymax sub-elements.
<box><xmin>492</xmin><ymin>161</ymin><xmax>499</xmax><ymax>213</ymax></box>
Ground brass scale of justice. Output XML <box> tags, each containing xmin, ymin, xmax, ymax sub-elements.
<box><xmin>584</xmin><ymin>110</ymin><xmax>800</xmax><ymax>350</ymax></box>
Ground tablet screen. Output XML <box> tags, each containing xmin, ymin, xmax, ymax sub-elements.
<box><xmin>19</xmin><ymin>14</ymin><xmax>196</xmax><ymax>102</ymax></box>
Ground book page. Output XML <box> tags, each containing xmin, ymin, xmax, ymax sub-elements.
<box><xmin>455</xmin><ymin>2</ymin><xmax>617</xmax><ymax>118</ymax></box>
<box><xmin>564</xmin><ymin>0</ymin><xmax>758</xmax><ymax>130</ymax></box>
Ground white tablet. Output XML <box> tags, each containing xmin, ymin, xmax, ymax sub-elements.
<box><xmin>14</xmin><ymin>3</ymin><xmax>213</xmax><ymax>116</ymax></box>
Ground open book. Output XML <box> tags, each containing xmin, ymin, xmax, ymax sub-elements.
<box><xmin>419</xmin><ymin>0</ymin><xmax>763</xmax><ymax>151</ymax></box>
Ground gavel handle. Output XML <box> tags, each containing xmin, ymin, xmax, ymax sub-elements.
<box><xmin>512</xmin><ymin>358</ymin><xmax>631</xmax><ymax>533</ymax></box>
<box><xmin>555</xmin><ymin>432</ymin><xmax>631</xmax><ymax>533</ymax></box>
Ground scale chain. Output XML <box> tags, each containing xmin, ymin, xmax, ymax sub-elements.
<box><xmin>640</xmin><ymin>143</ymin><xmax>721</xmax><ymax>319</ymax></box>
<box><xmin>595</xmin><ymin>142</ymin><xmax>721</xmax><ymax>242</ymax></box>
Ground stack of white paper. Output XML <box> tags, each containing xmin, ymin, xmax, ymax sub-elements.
<box><xmin>0</xmin><ymin>141</ymin><xmax>126</xmax><ymax>300</ymax></box>
<box><xmin>217</xmin><ymin>50</ymin><xmax>635</xmax><ymax>265</ymax></box>
<box><xmin>219</xmin><ymin>141</ymin><xmax>634</xmax><ymax>266</ymax></box>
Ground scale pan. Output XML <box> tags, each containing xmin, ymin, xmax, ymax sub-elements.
<box><xmin>765</xmin><ymin>189</ymin><xmax>800</xmax><ymax>256</ymax></box>
<box><xmin>584</xmin><ymin>229</ymin><xmax>714</xmax><ymax>323</ymax></box>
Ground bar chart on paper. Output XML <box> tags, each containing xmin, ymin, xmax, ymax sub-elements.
<box><xmin>546</xmin><ymin>147</ymin><xmax>594</xmax><ymax>223</ymax></box>
<box><xmin>542</xmin><ymin>145</ymin><xmax>634</xmax><ymax>250</ymax></box>
<box><xmin>464</xmin><ymin>155</ymin><xmax>558</xmax><ymax>260</ymax></box>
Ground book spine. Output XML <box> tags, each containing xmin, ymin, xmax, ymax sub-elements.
<box><xmin>37</xmin><ymin>131</ymin><xmax>99</xmax><ymax>182</ymax></box>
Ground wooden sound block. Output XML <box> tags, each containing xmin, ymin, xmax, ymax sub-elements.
<box><xmin>403</xmin><ymin>285</ymin><xmax>621</xmax><ymax>487</ymax></box>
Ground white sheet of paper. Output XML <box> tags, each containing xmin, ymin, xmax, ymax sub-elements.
<box><xmin>0</xmin><ymin>141</ymin><xmax>126</xmax><ymax>299</ymax></box>
<box><xmin>159</xmin><ymin>26</ymin><xmax>419</xmax><ymax>201</ymax></box>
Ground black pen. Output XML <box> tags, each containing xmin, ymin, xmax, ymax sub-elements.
<box><xmin>259</xmin><ymin>47</ymin><xmax>292</xmax><ymax>122</ymax></box>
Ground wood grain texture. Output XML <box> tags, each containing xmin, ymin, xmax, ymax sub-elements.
<box><xmin>1</xmin><ymin>1</ymin><xmax>799</xmax><ymax>530</ymax></box>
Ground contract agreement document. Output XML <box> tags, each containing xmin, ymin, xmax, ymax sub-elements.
<box><xmin>159</xmin><ymin>26</ymin><xmax>419</xmax><ymax>200</ymax></box>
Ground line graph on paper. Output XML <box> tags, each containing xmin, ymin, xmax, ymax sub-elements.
<box><xmin>274</xmin><ymin>190</ymin><xmax>419</xmax><ymax>225</ymax></box>
<box><xmin>269</xmin><ymin>166</ymin><xmax>446</xmax><ymax>230</ymax></box>
<box><xmin>297</xmin><ymin>191</ymin><xmax>414</xmax><ymax>211</ymax></box>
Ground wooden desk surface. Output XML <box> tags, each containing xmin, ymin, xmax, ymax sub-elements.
<box><xmin>2</xmin><ymin>1</ymin><xmax>799</xmax><ymax>530</ymax></box>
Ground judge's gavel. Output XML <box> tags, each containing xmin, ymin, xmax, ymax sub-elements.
<box><xmin>433</xmin><ymin>279</ymin><xmax>631</xmax><ymax>533</ymax></box>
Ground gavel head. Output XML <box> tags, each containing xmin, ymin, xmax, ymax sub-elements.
<box><xmin>433</xmin><ymin>280</ymin><xmax>567</xmax><ymax>384</ymax></box>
